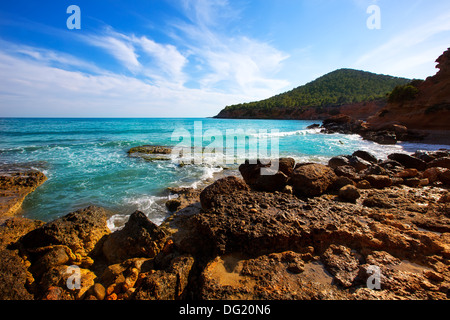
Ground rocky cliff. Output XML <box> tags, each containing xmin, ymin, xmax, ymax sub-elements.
<box><xmin>368</xmin><ymin>48</ymin><xmax>450</xmax><ymax>131</ymax></box>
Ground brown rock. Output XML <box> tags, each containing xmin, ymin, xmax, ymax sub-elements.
<box><xmin>339</xmin><ymin>185</ymin><xmax>360</xmax><ymax>203</ymax></box>
<box><xmin>200</xmin><ymin>176</ymin><xmax>250</xmax><ymax>210</ymax></box>
<box><xmin>20</xmin><ymin>206</ymin><xmax>110</xmax><ymax>258</ymax></box>
<box><xmin>238</xmin><ymin>160</ymin><xmax>289</xmax><ymax>192</ymax></box>
<box><xmin>0</xmin><ymin>165</ymin><xmax>47</xmax><ymax>217</ymax></box>
<box><xmin>364</xmin><ymin>175</ymin><xmax>393</xmax><ymax>189</ymax></box>
<box><xmin>356</xmin><ymin>180</ymin><xmax>371</xmax><ymax>189</ymax></box>
<box><xmin>427</xmin><ymin>157</ymin><xmax>450</xmax><ymax>169</ymax></box>
<box><xmin>291</xmin><ymin>164</ymin><xmax>337</xmax><ymax>197</ymax></box>
<box><xmin>388</xmin><ymin>153</ymin><xmax>427</xmax><ymax>171</ymax></box>
<box><xmin>396</xmin><ymin>168</ymin><xmax>419</xmax><ymax>178</ymax></box>
<box><xmin>102</xmin><ymin>211</ymin><xmax>168</xmax><ymax>264</ymax></box>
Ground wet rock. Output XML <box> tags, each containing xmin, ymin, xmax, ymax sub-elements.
<box><xmin>291</xmin><ymin>164</ymin><xmax>337</xmax><ymax>197</ymax></box>
<box><xmin>352</xmin><ymin>150</ymin><xmax>378</xmax><ymax>164</ymax></box>
<box><xmin>102</xmin><ymin>211</ymin><xmax>168</xmax><ymax>264</ymax></box>
<box><xmin>165</xmin><ymin>199</ymin><xmax>182</xmax><ymax>212</ymax></box>
<box><xmin>348</xmin><ymin>156</ymin><xmax>372</xmax><ymax>172</ymax></box>
<box><xmin>388</xmin><ymin>153</ymin><xmax>427</xmax><ymax>171</ymax></box>
<box><xmin>20</xmin><ymin>206</ymin><xmax>110</xmax><ymax>258</ymax></box>
<box><xmin>0</xmin><ymin>165</ymin><xmax>47</xmax><ymax>217</ymax></box>
<box><xmin>200</xmin><ymin>176</ymin><xmax>250</xmax><ymax>210</ymax></box>
<box><xmin>328</xmin><ymin>156</ymin><xmax>350</xmax><ymax>169</ymax></box>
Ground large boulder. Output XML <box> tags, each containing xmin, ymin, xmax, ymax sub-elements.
<box><xmin>387</xmin><ymin>153</ymin><xmax>427</xmax><ymax>171</ymax></box>
<box><xmin>102</xmin><ymin>211</ymin><xmax>168</xmax><ymax>264</ymax></box>
<box><xmin>200</xmin><ymin>176</ymin><xmax>250</xmax><ymax>210</ymax></box>
<box><xmin>427</xmin><ymin>157</ymin><xmax>450</xmax><ymax>169</ymax></box>
<box><xmin>238</xmin><ymin>158</ymin><xmax>294</xmax><ymax>192</ymax></box>
<box><xmin>291</xmin><ymin>164</ymin><xmax>337</xmax><ymax>197</ymax></box>
<box><xmin>20</xmin><ymin>206</ymin><xmax>110</xmax><ymax>257</ymax></box>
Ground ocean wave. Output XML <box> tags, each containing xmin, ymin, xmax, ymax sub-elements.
<box><xmin>251</xmin><ymin>128</ymin><xmax>322</xmax><ymax>138</ymax></box>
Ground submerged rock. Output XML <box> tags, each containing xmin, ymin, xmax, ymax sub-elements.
<box><xmin>0</xmin><ymin>165</ymin><xmax>47</xmax><ymax>217</ymax></box>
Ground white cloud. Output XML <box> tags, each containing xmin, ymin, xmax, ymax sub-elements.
<box><xmin>171</xmin><ymin>0</ymin><xmax>290</xmax><ymax>97</ymax></box>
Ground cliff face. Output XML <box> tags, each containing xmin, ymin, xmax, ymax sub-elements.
<box><xmin>368</xmin><ymin>48</ymin><xmax>450</xmax><ymax>131</ymax></box>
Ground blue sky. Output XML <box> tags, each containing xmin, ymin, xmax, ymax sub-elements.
<box><xmin>0</xmin><ymin>0</ymin><xmax>449</xmax><ymax>117</ymax></box>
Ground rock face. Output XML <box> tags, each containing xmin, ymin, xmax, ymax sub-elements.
<box><xmin>0</xmin><ymin>165</ymin><xmax>47</xmax><ymax>217</ymax></box>
<box><xmin>368</xmin><ymin>48</ymin><xmax>450</xmax><ymax>132</ymax></box>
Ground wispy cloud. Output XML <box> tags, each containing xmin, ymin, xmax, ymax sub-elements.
<box><xmin>354</xmin><ymin>11</ymin><xmax>450</xmax><ymax>78</ymax></box>
<box><xmin>171</xmin><ymin>0</ymin><xmax>290</xmax><ymax>96</ymax></box>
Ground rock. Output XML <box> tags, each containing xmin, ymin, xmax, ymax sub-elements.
<box><xmin>439</xmin><ymin>169</ymin><xmax>450</xmax><ymax>185</ymax></box>
<box><xmin>403</xmin><ymin>178</ymin><xmax>421</xmax><ymax>187</ymax></box>
<box><xmin>277</xmin><ymin>158</ymin><xmax>296</xmax><ymax>177</ymax></box>
<box><xmin>291</xmin><ymin>164</ymin><xmax>337</xmax><ymax>197</ymax></box>
<box><xmin>361</xmin><ymin>165</ymin><xmax>386</xmax><ymax>176</ymax></box>
<box><xmin>165</xmin><ymin>199</ymin><xmax>182</xmax><ymax>212</ymax></box>
<box><xmin>328</xmin><ymin>156</ymin><xmax>350</xmax><ymax>169</ymax></box>
<box><xmin>334</xmin><ymin>176</ymin><xmax>355</xmax><ymax>190</ymax></box>
<box><xmin>396</xmin><ymin>168</ymin><xmax>419</xmax><ymax>178</ymax></box>
<box><xmin>427</xmin><ymin>157</ymin><xmax>450</xmax><ymax>169</ymax></box>
<box><xmin>356</xmin><ymin>180</ymin><xmax>371</xmax><ymax>189</ymax></box>
<box><xmin>102</xmin><ymin>211</ymin><xmax>168</xmax><ymax>264</ymax></box>
<box><xmin>362</xmin><ymin>130</ymin><xmax>398</xmax><ymax>145</ymax></box>
<box><xmin>439</xmin><ymin>192</ymin><xmax>450</xmax><ymax>203</ymax></box>
<box><xmin>362</xmin><ymin>195</ymin><xmax>394</xmax><ymax>209</ymax></box>
<box><xmin>339</xmin><ymin>185</ymin><xmax>360</xmax><ymax>203</ymax></box>
<box><xmin>133</xmin><ymin>255</ymin><xmax>194</xmax><ymax>300</ymax></box>
<box><xmin>93</xmin><ymin>283</ymin><xmax>106</xmax><ymax>300</ymax></box>
<box><xmin>38</xmin><ymin>265</ymin><xmax>96</xmax><ymax>300</ymax></box>
<box><xmin>20</xmin><ymin>206</ymin><xmax>110</xmax><ymax>257</ymax></box>
<box><xmin>0</xmin><ymin>165</ymin><xmax>47</xmax><ymax>217</ymax></box>
<box><xmin>29</xmin><ymin>246</ymin><xmax>71</xmax><ymax>278</ymax></box>
<box><xmin>379</xmin><ymin>159</ymin><xmax>404</xmax><ymax>170</ymax></box>
<box><xmin>238</xmin><ymin>159</ymin><xmax>290</xmax><ymax>192</ymax></box>
<box><xmin>387</xmin><ymin>153</ymin><xmax>427</xmax><ymax>171</ymax></box>
<box><xmin>422</xmin><ymin>167</ymin><xmax>445</xmax><ymax>183</ymax></box>
<box><xmin>352</xmin><ymin>150</ymin><xmax>378</xmax><ymax>164</ymax></box>
<box><xmin>128</xmin><ymin>145</ymin><xmax>172</xmax><ymax>155</ymax></box>
<box><xmin>0</xmin><ymin>249</ymin><xmax>34</xmax><ymax>300</ymax></box>
<box><xmin>321</xmin><ymin>245</ymin><xmax>360</xmax><ymax>288</ymax></box>
<box><xmin>334</xmin><ymin>165</ymin><xmax>359</xmax><ymax>180</ymax></box>
<box><xmin>200</xmin><ymin>176</ymin><xmax>250</xmax><ymax>210</ymax></box>
<box><xmin>363</xmin><ymin>175</ymin><xmax>393</xmax><ymax>189</ymax></box>
<box><xmin>348</xmin><ymin>156</ymin><xmax>372</xmax><ymax>172</ymax></box>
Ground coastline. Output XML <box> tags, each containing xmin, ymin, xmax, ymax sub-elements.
<box><xmin>1</xmin><ymin>144</ymin><xmax>449</xmax><ymax>300</ymax></box>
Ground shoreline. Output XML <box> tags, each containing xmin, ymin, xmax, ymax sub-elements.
<box><xmin>1</xmin><ymin>146</ymin><xmax>450</xmax><ymax>300</ymax></box>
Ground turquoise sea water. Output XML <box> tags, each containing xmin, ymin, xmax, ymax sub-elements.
<box><xmin>0</xmin><ymin>118</ymin><xmax>447</xmax><ymax>228</ymax></box>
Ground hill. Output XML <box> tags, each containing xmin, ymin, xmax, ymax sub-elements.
<box><xmin>214</xmin><ymin>69</ymin><xmax>411</xmax><ymax>120</ymax></box>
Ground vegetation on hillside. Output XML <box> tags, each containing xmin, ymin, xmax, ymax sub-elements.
<box><xmin>216</xmin><ymin>69</ymin><xmax>411</xmax><ymax>117</ymax></box>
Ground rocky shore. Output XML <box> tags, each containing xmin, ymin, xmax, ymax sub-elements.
<box><xmin>1</xmin><ymin>148</ymin><xmax>449</xmax><ymax>300</ymax></box>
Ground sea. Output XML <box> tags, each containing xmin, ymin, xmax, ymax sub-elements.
<box><xmin>1</xmin><ymin>118</ymin><xmax>448</xmax><ymax>230</ymax></box>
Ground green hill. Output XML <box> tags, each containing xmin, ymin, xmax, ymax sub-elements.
<box><xmin>215</xmin><ymin>68</ymin><xmax>411</xmax><ymax>119</ymax></box>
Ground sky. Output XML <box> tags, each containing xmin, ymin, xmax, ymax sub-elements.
<box><xmin>0</xmin><ymin>0</ymin><xmax>449</xmax><ymax>117</ymax></box>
